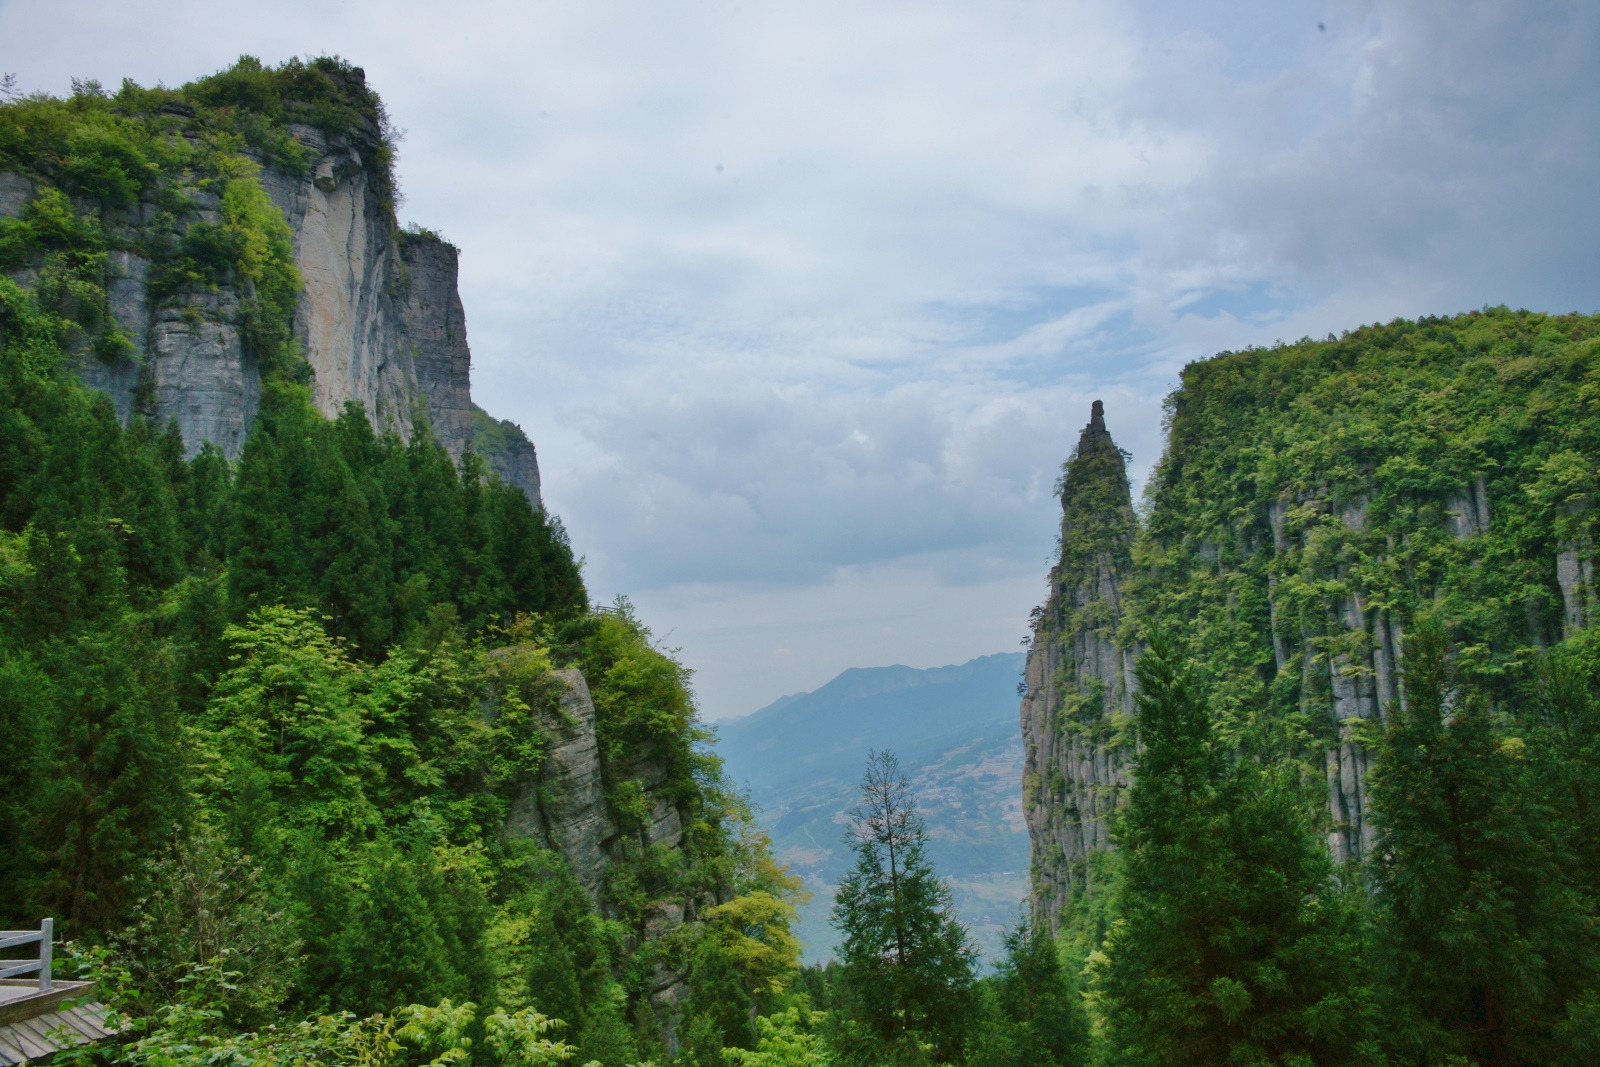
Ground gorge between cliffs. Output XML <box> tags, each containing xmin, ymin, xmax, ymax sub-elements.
<box><xmin>4</xmin><ymin>48</ymin><xmax>1600</xmax><ymax>1067</ymax></box>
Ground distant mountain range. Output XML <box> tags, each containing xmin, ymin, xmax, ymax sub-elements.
<box><xmin>714</xmin><ymin>652</ymin><xmax>1029</xmax><ymax>964</ymax></box>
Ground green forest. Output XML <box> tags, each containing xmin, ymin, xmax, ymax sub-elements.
<box><xmin>4</xmin><ymin>55</ymin><xmax>1600</xmax><ymax>1067</ymax></box>
<box><xmin>1033</xmin><ymin>309</ymin><xmax>1600</xmax><ymax>1066</ymax></box>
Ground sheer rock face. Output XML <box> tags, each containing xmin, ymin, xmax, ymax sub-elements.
<box><xmin>399</xmin><ymin>235</ymin><xmax>476</xmax><ymax>462</ymax></box>
<box><xmin>497</xmin><ymin>662</ymin><xmax>687</xmax><ymax>895</ymax></box>
<box><xmin>1021</xmin><ymin>421</ymin><xmax>1565</xmax><ymax>930</ymax></box>
<box><xmin>3</xmin><ymin>125</ymin><xmax>491</xmax><ymax>466</ymax></box>
<box><xmin>496</xmin><ymin>662</ymin><xmax>694</xmax><ymax>1027</ymax></box>
<box><xmin>1021</xmin><ymin>401</ymin><xmax>1139</xmax><ymax>932</ymax></box>
<box><xmin>258</xmin><ymin>127</ymin><xmax>475</xmax><ymax>460</ymax></box>
<box><xmin>1021</xmin><ymin>405</ymin><xmax>1430</xmax><ymax>930</ymax></box>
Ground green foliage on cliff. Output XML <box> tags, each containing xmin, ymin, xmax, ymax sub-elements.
<box><xmin>1133</xmin><ymin>308</ymin><xmax>1600</xmax><ymax>749</ymax></box>
<box><xmin>0</xmin><ymin>265</ymin><xmax>801</xmax><ymax>1063</ymax></box>
<box><xmin>1030</xmin><ymin>308</ymin><xmax>1600</xmax><ymax>1063</ymax></box>
<box><xmin>0</xmin><ymin>55</ymin><xmax>406</xmax><ymax>383</ymax></box>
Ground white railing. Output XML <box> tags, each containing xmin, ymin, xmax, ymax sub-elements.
<box><xmin>0</xmin><ymin>919</ymin><xmax>52</xmax><ymax>991</ymax></box>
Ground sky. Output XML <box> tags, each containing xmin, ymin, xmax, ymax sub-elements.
<box><xmin>2</xmin><ymin>0</ymin><xmax>1595</xmax><ymax>720</ymax></box>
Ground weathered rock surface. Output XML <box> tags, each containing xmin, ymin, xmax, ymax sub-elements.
<box><xmin>499</xmin><ymin>666</ymin><xmax>690</xmax><ymax>904</ymax></box>
<box><xmin>400</xmin><ymin>234</ymin><xmax>476</xmax><ymax>460</ymax></box>
<box><xmin>471</xmin><ymin>405</ymin><xmax>543</xmax><ymax>504</ymax></box>
<box><xmin>1023</xmin><ymin>398</ymin><xmax>1588</xmax><ymax>930</ymax></box>
<box><xmin>5</xmin><ymin>80</ymin><xmax>525</xmax><ymax>475</ymax></box>
<box><xmin>494</xmin><ymin>657</ymin><xmax>698</xmax><ymax>1040</ymax></box>
<box><xmin>255</xmin><ymin>128</ymin><xmax>427</xmax><ymax>447</ymax></box>
<box><xmin>0</xmin><ymin>171</ymin><xmax>32</xmax><ymax>218</ymax></box>
<box><xmin>1021</xmin><ymin>401</ymin><xmax>1138</xmax><ymax>931</ymax></box>
<box><xmin>504</xmin><ymin>667</ymin><xmax>617</xmax><ymax>899</ymax></box>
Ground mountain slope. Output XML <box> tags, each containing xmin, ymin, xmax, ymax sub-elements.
<box><xmin>718</xmin><ymin>653</ymin><xmax>1028</xmax><ymax>963</ymax></box>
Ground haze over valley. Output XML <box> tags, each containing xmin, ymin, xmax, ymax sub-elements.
<box><xmin>3</xmin><ymin>4</ymin><xmax>1598</xmax><ymax>1065</ymax></box>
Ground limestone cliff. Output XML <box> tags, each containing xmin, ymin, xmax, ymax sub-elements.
<box><xmin>471</xmin><ymin>405</ymin><xmax>544</xmax><ymax>505</ymax></box>
<box><xmin>1020</xmin><ymin>401</ymin><xmax>1138</xmax><ymax>931</ymax></box>
<box><xmin>0</xmin><ymin>66</ymin><xmax>536</xmax><ymax>503</ymax></box>
<box><xmin>489</xmin><ymin>656</ymin><xmax>699</xmax><ymax>1024</ymax></box>
<box><xmin>1024</xmin><ymin>313</ymin><xmax>1600</xmax><ymax>931</ymax></box>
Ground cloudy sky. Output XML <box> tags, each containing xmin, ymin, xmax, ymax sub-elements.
<box><xmin>2</xmin><ymin>0</ymin><xmax>1595</xmax><ymax>719</ymax></box>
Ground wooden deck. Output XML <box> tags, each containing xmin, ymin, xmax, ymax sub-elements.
<box><xmin>0</xmin><ymin>922</ymin><xmax>120</xmax><ymax>1062</ymax></box>
<box><xmin>0</xmin><ymin>982</ymin><xmax>116</xmax><ymax>1064</ymax></box>
<box><xmin>0</xmin><ymin>1000</ymin><xmax>116</xmax><ymax>1066</ymax></box>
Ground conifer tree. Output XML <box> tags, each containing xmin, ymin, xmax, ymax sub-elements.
<box><xmin>1092</xmin><ymin>630</ymin><xmax>1378</xmax><ymax>1066</ymax></box>
<box><xmin>1369</xmin><ymin>618</ymin><xmax>1600</xmax><ymax>1063</ymax></box>
<box><xmin>830</xmin><ymin>749</ymin><xmax>978</xmax><ymax>1065</ymax></box>
<box><xmin>971</xmin><ymin>913</ymin><xmax>1088</xmax><ymax>1067</ymax></box>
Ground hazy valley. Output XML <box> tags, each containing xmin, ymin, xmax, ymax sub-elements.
<box><xmin>716</xmin><ymin>653</ymin><xmax>1029</xmax><ymax>963</ymax></box>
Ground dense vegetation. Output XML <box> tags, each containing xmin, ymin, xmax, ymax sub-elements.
<box><xmin>0</xmin><ymin>59</ymin><xmax>802</xmax><ymax>1067</ymax></box>
<box><xmin>1132</xmin><ymin>309</ymin><xmax>1600</xmax><ymax>747</ymax></box>
<box><xmin>10</xmin><ymin>52</ymin><xmax>1600</xmax><ymax>1067</ymax></box>
<box><xmin>1029</xmin><ymin>310</ymin><xmax>1600</xmax><ymax>1065</ymax></box>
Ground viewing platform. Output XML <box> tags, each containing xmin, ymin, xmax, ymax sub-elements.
<box><xmin>0</xmin><ymin>922</ymin><xmax>116</xmax><ymax>1065</ymax></box>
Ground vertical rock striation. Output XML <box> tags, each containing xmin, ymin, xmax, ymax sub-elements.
<box><xmin>400</xmin><ymin>232</ymin><xmax>476</xmax><ymax>461</ymax></box>
<box><xmin>503</xmin><ymin>667</ymin><xmax>619</xmax><ymax>900</ymax></box>
<box><xmin>1021</xmin><ymin>401</ymin><xmax>1138</xmax><ymax>931</ymax></box>
<box><xmin>4</xmin><ymin>67</ymin><xmax>517</xmax><ymax>469</ymax></box>
<box><xmin>1022</xmin><ymin>315</ymin><xmax>1600</xmax><ymax>934</ymax></box>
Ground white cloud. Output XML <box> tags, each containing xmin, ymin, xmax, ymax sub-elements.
<box><xmin>1</xmin><ymin>0</ymin><xmax>1593</xmax><ymax>717</ymax></box>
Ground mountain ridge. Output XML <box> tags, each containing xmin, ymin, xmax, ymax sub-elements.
<box><xmin>716</xmin><ymin>652</ymin><xmax>1029</xmax><ymax>963</ymax></box>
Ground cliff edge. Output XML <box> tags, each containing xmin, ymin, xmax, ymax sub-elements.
<box><xmin>0</xmin><ymin>59</ymin><xmax>540</xmax><ymax>504</ymax></box>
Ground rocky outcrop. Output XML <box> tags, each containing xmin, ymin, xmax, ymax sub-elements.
<box><xmin>503</xmin><ymin>667</ymin><xmax>617</xmax><ymax>900</ymax></box>
<box><xmin>1023</xmin><ymin>407</ymin><xmax>1514</xmax><ymax>929</ymax></box>
<box><xmin>499</xmin><ymin>664</ymin><xmax>690</xmax><ymax>898</ymax></box>
<box><xmin>254</xmin><ymin>123</ymin><xmax>428</xmax><ymax>448</ymax></box>
<box><xmin>495</xmin><ymin>659</ymin><xmax>696</xmax><ymax>1034</ymax></box>
<box><xmin>3</xmin><ymin>70</ymin><xmax>517</xmax><ymax>470</ymax></box>
<box><xmin>1024</xmin><ymin>318</ymin><xmax>1600</xmax><ymax>936</ymax></box>
<box><xmin>1021</xmin><ymin>401</ymin><xmax>1138</xmax><ymax>931</ymax></box>
<box><xmin>471</xmin><ymin>405</ymin><xmax>543</xmax><ymax>504</ymax></box>
<box><xmin>400</xmin><ymin>234</ymin><xmax>475</xmax><ymax>461</ymax></box>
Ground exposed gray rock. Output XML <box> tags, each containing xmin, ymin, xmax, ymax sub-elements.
<box><xmin>1445</xmin><ymin>477</ymin><xmax>1491</xmax><ymax>539</ymax></box>
<box><xmin>647</xmin><ymin>796</ymin><xmax>685</xmax><ymax>848</ymax></box>
<box><xmin>147</xmin><ymin>287</ymin><xmax>259</xmax><ymax>457</ymax></box>
<box><xmin>503</xmin><ymin>666</ymin><xmax>617</xmax><ymax>902</ymax></box>
<box><xmin>0</xmin><ymin>171</ymin><xmax>32</xmax><ymax>218</ymax></box>
<box><xmin>1024</xmin><ymin>405</ymin><xmax>1434</xmax><ymax>927</ymax></box>
<box><xmin>471</xmin><ymin>405</ymin><xmax>543</xmax><ymax>504</ymax></box>
<box><xmin>1021</xmin><ymin>401</ymin><xmax>1137</xmax><ymax>932</ymax></box>
<box><xmin>67</xmin><ymin>250</ymin><xmax>148</xmax><ymax>426</ymax></box>
<box><xmin>1559</xmin><ymin>546</ymin><xmax>1593</xmax><ymax>638</ymax></box>
<box><xmin>400</xmin><ymin>234</ymin><xmax>475</xmax><ymax>459</ymax></box>
<box><xmin>44</xmin><ymin>127</ymin><xmax>490</xmax><ymax>465</ymax></box>
<box><xmin>259</xmin><ymin>144</ymin><xmax>420</xmax><ymax>446</ymax></box>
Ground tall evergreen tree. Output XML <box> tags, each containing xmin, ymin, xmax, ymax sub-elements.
<box><xmin>830</xmin><ymin>749</ymin><xmax>978</xmax><ymax>1065</ymax></box>
<box><xmin>971</xmin><ymin>913</ymin><xmax>1089</xmax><ymax>1067</ymax></box>
<box><xmin>1368</xmin><ymin>618</ymin><xmax>1600</xmax><ymax>1064</ymax></box>
<box><xmin>1092</xmin><ymin>630</ymin><xmax>1379</xmax><ymax>1066</ymax></box>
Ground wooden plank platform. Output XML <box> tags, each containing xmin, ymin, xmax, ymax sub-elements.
<box><xmin>0</xmin><ymin>982</ymin><xmax>96</xmax><ymax>1026</ymax></box>
<box><xmin>0</xmin><ymin>1002</ymin><xmax>116</xmax><ymax>1065</ymax></box>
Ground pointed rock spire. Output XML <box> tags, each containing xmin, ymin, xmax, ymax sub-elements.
<box><xmin>1022</xmin><ymin>400</ymin><xmax>1140</xmax><ymax>932</ymax></box>
<box><xmin>1057</xmin><ymin>401</ymin><xmax>1136</xmax><ymax>580</ymax></box>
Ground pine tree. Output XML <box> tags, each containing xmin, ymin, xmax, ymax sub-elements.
<box><xmin>830</xmin><ymin>749</ymin><xmax>978</xmax><ymax>1065</ymax></box>
<box><xmin>1368</xmin><ymin>618</ymin><xmax>1600</xmax><ymax>1063</ymax></box>
<box><xmin>971</xmin><ymin>913</ymin><xmax>1088</xmax><ymax>1067</ymax></box>
<box><xmin>1092</xmin><ymin>630</ymin><xmax>1379</xmax><ymax>1066</ymax></box>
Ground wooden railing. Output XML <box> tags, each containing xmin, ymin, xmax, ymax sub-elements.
<box><xmin>0</xmin><ymin>920</ymin><xmax>52</xmax><ymax>991</ymax></box>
